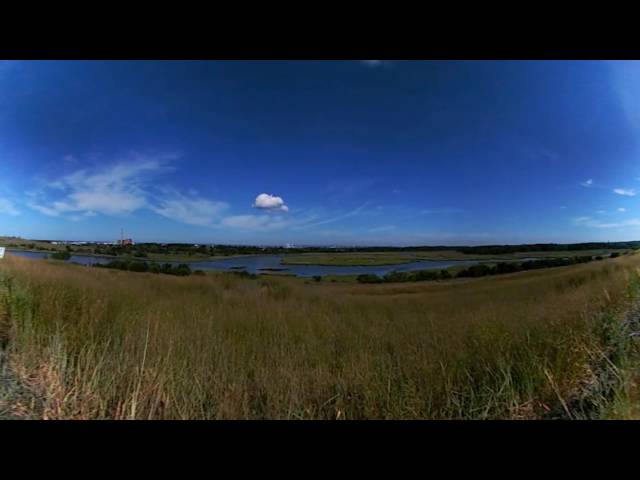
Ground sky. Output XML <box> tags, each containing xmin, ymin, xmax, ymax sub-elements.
<box><xmin>1</xmin><ymin>60</ymin><xmax>640</xmax><ymax>246</ymax></box>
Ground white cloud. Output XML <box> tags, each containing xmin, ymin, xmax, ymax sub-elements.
<box><xmin>618</xmin><ymin>207</ymin><xmax>627</xmax><ymax>212</ymax></box>
<box><xmin>580</xmin><ymin>179</ymin><xmax>594</xmax><ymax>187</ymax></box>
<box><xmin>27</xmin><ymin>154</ymin><xmax>231</xmax><ymax>227</ymax></box>
<box><xmin>0</xmin><ymin>198</ymin><xmax>19</xmax><ymax>216</ymax></box>
<box><xmin>614</xmin><ymin>188</ymin><xmax>636</xmax><ymax>196</ymax></box>
<box><xmin>152</xmin><ymin>190</ymin><xmax>229</xmax><ymax>226</ymax></box>
<box><xmin>31</xmin><ymin>156</ymin><xmax>168</xmax><ymax>217</ymax></box>
<box><xmin>253</xmin><ymin>193</ymin><xmax>289</xmax><ymax>212</ymax></box>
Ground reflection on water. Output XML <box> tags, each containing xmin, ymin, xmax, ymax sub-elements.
<box><xmin>7</xmin><ymin>250</ymin><xmax>482</xmax><ymax>277</ymax></box>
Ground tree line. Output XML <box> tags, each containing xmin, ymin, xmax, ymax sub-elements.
<box><xmin>357</xmin><ymin>252</ymin><xmax>623</xmax><ymax>284</ymax></box>
<box><xmin>95</xmin><ymin>260</ymin><xmax>203</xmax><ymax>276</ymax></box>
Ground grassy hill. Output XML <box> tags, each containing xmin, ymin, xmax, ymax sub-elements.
<box><xmin>1</xmin><ymin>253</ymin><xmax>639</xmax><ymax>419</ymax></box>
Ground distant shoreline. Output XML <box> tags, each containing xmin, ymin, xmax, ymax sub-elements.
<box><xmin>5</xmin><ymin>247</ymin><xmax>260</xmax><ymax>264</ymax></box>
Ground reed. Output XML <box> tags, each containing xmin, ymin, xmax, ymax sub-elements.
<box><xmin>1</xmin><ymin>253</ymin><xmax>638</xmax><ymax>419</ymax></box>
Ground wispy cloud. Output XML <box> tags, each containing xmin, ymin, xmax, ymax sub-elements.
<box><xmin>580</xmin><ymin>179</ymin><xmax>594</xmax><ymax>187</ymax></box>
<box><xmin>368</xmin><ymin>225</ymin><xmax>396</xmax><ymax>233</ymax></box>
<box><xmin>523</xmin><ymin>146</ymin><xmax>560</xmax><ymax>161</ymax></box>
<box><xmin>325</xmin><ymin>178</ymin><xmax>375</xmax><ymax>201</ymax></box>
<box><xmin>221</xmin><ymin>214</ymin><xmax>290</xmax><ymax>231</ymax></box>
<box><xmin>618</xmin><ymin>207</ymin><xmax>627</xmax><ymax>212</ymax></box>
<box><xmin>30</xmin><ymin>155</ymin><xmax>171</xmax><ymax>217</ymax></box>
<box><xmin>151</xmin><ymin>189</ymin><xmax>229</xmax><ymax>226</ymax></box>
<box><xmin>610</xmin><ymin>61</ymin><xmax>640</xmax><ymax>130</ymax></box>
<box><xmin>28</xmin><ymin>202</ymin><xmax>61</xmax><ymax>217</ymax></box>
<box><xmin>420</xmin><ymin>207</ymin><xmax>464</xmax><ymax>215</ymax></box>
<box><xmin>27</xmin><ymin>153</ymin><xmax>232</xmax><ymax>227</ymax></box>
<box><xmin>299</xmin><ymin>202</ymin><xmax>369</xmax><ymax>228</ymax></box>
<box><xmin>613</xmin><ymin>188</ymin><xmax>636</xmax><ymax>196</ymax></box>
<box><xmin>574</xmin><ymin>216</ymin><xmax>640</xmax><ymax>228</ymax></box>
<box><xmin>0</xmin><ymin>198</ymin><xmax>19</xmax><ymax>216</ymax></box>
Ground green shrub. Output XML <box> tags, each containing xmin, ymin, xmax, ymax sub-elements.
<box><xmin>357</xmin><ymin>274</ymin><xmax>383</xmax><ymax>284</ymax></box>
<box><xmin>50</xmin><ymin>251</ymin><xmax>72</xmax><ymax>261</ymax></box>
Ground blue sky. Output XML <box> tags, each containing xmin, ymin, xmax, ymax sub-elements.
<box><xmin>1</xmin><ymin>60</ymin><xmax>640</xmax><ymax>246</ymax></box>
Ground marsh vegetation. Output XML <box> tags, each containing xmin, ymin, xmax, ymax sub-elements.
<box><xmin>1</xmin><ymin>252</ymin><xmax>639</xmax><ymax>419</ymax></box>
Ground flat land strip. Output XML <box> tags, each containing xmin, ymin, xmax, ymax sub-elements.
<box><xmin>280</xmin><ymin>249</ymin><xmax>625</xmax><ymax>266</ymax></box>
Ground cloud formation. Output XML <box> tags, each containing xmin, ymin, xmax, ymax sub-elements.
<box><xmin>574</xmin><ymin>216</ymin><xmax>640</xmax><ymax>228</ymax></box>
<box><xmin>253</xmin><ymin>193</ymin><xmax>289</xmax><ymax>212</ymax></box>
<box><xmin>298</xmin><ymin>203</ymin><xmax>369</xmax><ymax>228</ymax></box>
<box><xmin>28</xmin><ymin>154</ymin><xmax>230</xmax><ymax>227</ymax></box>
<box><xmin>30</xmin><ymin>156</ymin><xmax>167</xmax><ymax>217</ymax></box>
<box><xmin>0</xmin><ymin>198</ymin><xmax>19</xmax><ymax>216</ymax></box>
<box><xmin>613</xmin><ymin>188</ymin><xmax>636</xmax><ymax>196</ymax></box>
<box><xmin>222</xmin><ymin>214</ymin><xmax>290</xmax><ymax>231</ymax></box>
<box><xmin>580</xmin><ymin>179</ymin><xmax>593</xmax><ymax>187</ymax></box>
<box><xmin>152</xmin><ymin>189</ymin><xmax>229</xmax><ymax>226</ymax></box>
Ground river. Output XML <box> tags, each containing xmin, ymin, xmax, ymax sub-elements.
<box><xmin>6</xmin><ymin>249</ymin><xmax>485</xmax><ymax>277</ymax></box>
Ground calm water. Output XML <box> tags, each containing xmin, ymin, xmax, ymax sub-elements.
<box><xmin>6</xmin><ymin>249</ymin><xmax>484</xmax><ymax>277</ymax></box>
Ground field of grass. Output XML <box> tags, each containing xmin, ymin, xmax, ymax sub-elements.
<box><xmin>280</xmin><ymin>249</ymin><xmax>626</xmax><ymax>266</ymax></box>
<box><xmin>1</xmin><ymin>253</ymin><xmax>640</xmax><ymax>419</ymax></box>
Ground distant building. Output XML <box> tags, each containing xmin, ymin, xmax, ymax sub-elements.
<box><xmin>119</xmin><ymin>238</ymin><xmax>134</xmax><ymax>246</ymax></box>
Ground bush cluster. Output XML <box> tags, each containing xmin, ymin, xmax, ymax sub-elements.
<box><xmin>96</xmin><ymin>260</ymin><xmax>192</xmax><ymax>276</ymax></box>
<box><xmin>49</xmin><ymin>251</ymin><xmax>72</xmax><ymax>261</ymax></box>
<box><xmin>357</xmin><ymin>269</ymin><xmax>452</xmax><ymax>284</ymax></box>
<box><xmin>358</xmin><ymin>253</ymin><xmax>621</xmax><ymax>284</ymax></box>
<box><xmin>456</xmin><ymin>255</ymin><xmax>599</xmax><ymax>278</ymax></box>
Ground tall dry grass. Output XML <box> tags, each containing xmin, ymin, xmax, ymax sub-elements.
<box><xmin>1</xmin><ymin>253</ymin><xmax>639</xmax><ymax>419</ymax></box>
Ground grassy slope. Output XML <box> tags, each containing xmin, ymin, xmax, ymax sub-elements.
<box><xmin>0</xmin><ymin>254</ymin><xmax>639</xmax><ymax>419</ymax></box>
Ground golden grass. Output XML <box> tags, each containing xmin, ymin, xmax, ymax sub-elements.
<box><xmin>1</xmin><ymin>253</ymin><xmax>639</xmax><ymax>419</ymax></box>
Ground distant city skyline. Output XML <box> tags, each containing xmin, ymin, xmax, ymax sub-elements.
<box><xmin>2</xmin><ymin>60</ymin><xmax>640</xmax><ymax>245</ymax></box>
